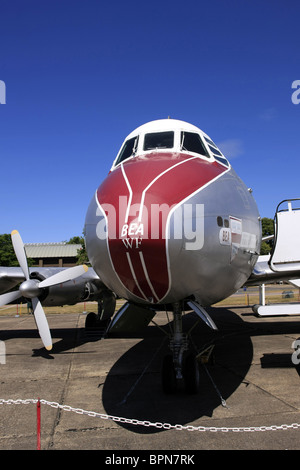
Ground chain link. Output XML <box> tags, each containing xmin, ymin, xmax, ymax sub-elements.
<box><xmin>1</xmin><ymin>398</ymin><xmax>300</xmax><ymax>433</ymax></box>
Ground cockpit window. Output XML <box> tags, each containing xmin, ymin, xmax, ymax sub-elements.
<box><xmin>204</xmin><ymin>136</ymin><xmax>218</xmax><ymax>148</ymax></box>
<box><xmin>116</xmin><ymin>136</ymin><xmax>139</xmax><ymax>165</ymax></box>
<box><xmin>204</xmin><ymin>136</ymin><xmax>229</xmax><ymax>167</ymax></box>
<box><xmin>143</xmin><ymin>131</ymin><xmax>174</xmax><ymax>151</ymax></box>
<box><xmin>180</xmin><ymin>131</ymin><xmax>208</xmax><ymax>157</ymax></box>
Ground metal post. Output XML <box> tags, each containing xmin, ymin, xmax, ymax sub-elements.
<box><xmin>37</xmin><ymin>398</ymin><xmax>41</xmax><ymax>450</ymax></box>
<box><xmin>259</xmin><ymin>284</ymin><xmax>266</xmax><ymax>306</ymax></box>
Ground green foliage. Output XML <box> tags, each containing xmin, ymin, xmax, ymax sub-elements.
<box><xmin>0</xmin><ymin>233</ymin><xmax>88</xmax><ymax>267</ymax></box>
<box><xmin>0</xmin><ymin>233</ymin><xmax>34</xmax><ymax>266</ymax></box>
<box><xmin>66</xmin><ymin>234</ymin><xmax>89</xmax><ymax>265</ymax></box>
<box><xmin>261</xmin><ymin>217</ymin><xmax>274</xmax><ymax>238</ymax></box>
<box><xmin>260</xmin><ymin>240</ymin><xmax>272</xmax><ymax>255</ymax></box>
<box><xmin>260</xmin><ymin>217</ymin><xmax>274</xmax><ymax>255</ymax></box>
<box><xmin>76</xmin><ymin>243</ymin><xmax>89</xmax><ymax>265</ymax></box>
<box><xmin>66</xmin><ymin>236</ymin><xmax>84</xmax><ymax>245</ymax></box>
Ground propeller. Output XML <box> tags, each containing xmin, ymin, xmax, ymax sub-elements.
<box><xmin>0</xmin><ymin>230</ymin><xmax>88</xmax><ymax>351</ymax></box>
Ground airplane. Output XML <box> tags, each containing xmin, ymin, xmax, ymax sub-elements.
<box><xmin>1</xmin><ymin>118</ymin><xmax>300</xmax><ymax>393</ymax></box>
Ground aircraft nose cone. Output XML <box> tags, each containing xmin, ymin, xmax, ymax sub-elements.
<box><xmin>87</xmin><ymin>153</ymin><xmax>226</xmax><ymax>303</ymax></box>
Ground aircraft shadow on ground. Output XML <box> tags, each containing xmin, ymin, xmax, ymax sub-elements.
<box><xmin>101</xmin><ymin>308</ymin><xmax>256</xmax><ymax>435</ymax></box>
<box><xmin>0</xmin><ymin>323</ymin><xmax>100</xmax><ymax>358</ymax></box>
<box><xmin>2</xmin><ymin>307</ymin><xmax>300</xmax><ymax>433</ymax></box>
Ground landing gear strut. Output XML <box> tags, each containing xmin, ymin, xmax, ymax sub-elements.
<box><xmin>161</xmin><ymin>302</ymin><xmax>200</xmax><ymax>394</ymax></box>
<box><xmin>85</xmin><ymin>291</ymin><xmax>116</xmax><ymax>335</ymax></box>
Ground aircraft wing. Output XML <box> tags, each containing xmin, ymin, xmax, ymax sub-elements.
<box><xmin>289</xmin><ymin>279</ymin><xmax>300</xmax><ymax>288</ymax></box>
<box><xmin>245</xmin><ymin>255</ymin><xmax>300</xmax><ymax>286</ymax></box>
<box><xmin>0</xmin><ymin>266</ymin><xmax>26</xmax><ymax>294</ymax></box>
<box><xmin>0</xmin><ymin>265</ymin><xmax>107</xmax><ymax>306</ymax></box>
<box><xmin>0</xmin><ymin>230</ymin><xmax>116</xmax><ymax>350</ymax></box>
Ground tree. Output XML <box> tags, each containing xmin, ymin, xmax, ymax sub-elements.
<box><xmin>66</xmin><ymin>236</ymin><xmax>84</xmax><ymax>245</ymax></box>
<box><xmin>260</xmin><ymin>217</ymin><xmax>274</xmax><ymax>255</ymax></box>
<box><xmin>66</xmin><ymin>235</ymin><xmax>89</xmax><ymax>265</ymax></box>
<box><xmin>0</xmin><ymin>234</ymin><xmax>34</xmax><ymax>266</ymax></box>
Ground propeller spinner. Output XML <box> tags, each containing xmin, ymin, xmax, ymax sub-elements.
<box><xmin>0</xmin><ymin>230</ymin><xmax>88</xmax><ymax>350</ymax></box>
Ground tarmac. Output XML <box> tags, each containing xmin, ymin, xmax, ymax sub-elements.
<box><xmin>1</xmin><ymin>304</ymin><xmax>300</xmax><ymax>451</ymax></box>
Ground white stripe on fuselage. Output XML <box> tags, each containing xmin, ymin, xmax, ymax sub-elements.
<box><xmin>114</xmin><ymin>158</ymin><xmax>231</xmax><ymax>303</ymax></box>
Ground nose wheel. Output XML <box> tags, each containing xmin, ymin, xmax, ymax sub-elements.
<box><xmin>162</xmin><ymin>352</ymin><xmax>200</xmax><ymax>394</ymax></box>
<box><xmin>161</xmin><ymin>302</ymin><xmax>200</xmax><ymax>394</ymax></box>
<box><xmin>161</xmin><ymin>355</ymin><xmax>177</xmax><ymax>394</ymax></box>
<box><xmin>183</xmin><ymin>353</ymin><xmax>200</xmax><ymax>393</ymax></box>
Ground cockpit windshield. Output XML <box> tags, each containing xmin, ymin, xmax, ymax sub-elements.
<box><xmin>115</xmin><ymin>136</ymin><xmax>139</xmax><ymax>165</ymax></box>
<box><xmin>180</xmin><ymin>131</ymin><xmax>208</xmax><ymax>157</ymax></box>
<box><xmin>143</xmin><ymin>131</ymin><xmax>174</xmax><ymax>151</ymax></box>
<box><xmin>204</xmin><ymin>136</ymin><xmax>229</xmax><ymax>167</ymax></box>
<box><xmin>112</xmin><ymin>121</ymin><xmax>229</xmax><ymax>169</ymax></box>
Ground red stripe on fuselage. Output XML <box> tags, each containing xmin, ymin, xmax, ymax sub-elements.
<box><xmin>96</xmin><ymin>153</ymin><xmax>227</xmax><ymax>302</ymax></box>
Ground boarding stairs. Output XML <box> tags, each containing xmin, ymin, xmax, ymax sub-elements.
<box><xmin>253</xmin><ymin>198</ymin><xmax>300</xmax><ymax>316</ymax></box>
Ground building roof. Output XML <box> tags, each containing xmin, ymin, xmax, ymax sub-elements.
<box><xmin>24</xmin><ymin>243</ymin><xmax>81</xmax><ymax>258</ymax></box>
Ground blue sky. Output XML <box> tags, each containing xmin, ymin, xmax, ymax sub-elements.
<box><xmin>0</xmin><ymin>0</ymin><xmax>299</xmax><ymax>243</ymax></box>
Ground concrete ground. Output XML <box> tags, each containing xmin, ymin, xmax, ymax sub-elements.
<box><xmin>1</xmin><ymin>304</ymin><xmax>300</xmax><ymax>451</ymax></box>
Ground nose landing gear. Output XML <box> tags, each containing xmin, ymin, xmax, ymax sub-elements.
<box><xmin>161</xmin><ymin>302</ymin><xmax>214</xmax><ymax>394</ymax></box>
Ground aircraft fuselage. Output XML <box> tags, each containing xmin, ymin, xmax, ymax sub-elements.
<box><xmin>85</xmin><ymin>119</ymin><xmax>261</xmax><ymax>307</ymax></box>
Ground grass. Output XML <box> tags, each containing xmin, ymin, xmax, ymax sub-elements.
<box><xmin>0</xmin><ymin>286</ymin><xmax>299</xmax><ymax>316</ymax></box>
<box><xmin>214</xmin><ymin>285</ymin><xmax>300</xmax><ymax>307</ymax></box>
<box><xmin>0</xmin><ymin>300</ymin><xmax>126</xmax><ymax>316</ymax></box>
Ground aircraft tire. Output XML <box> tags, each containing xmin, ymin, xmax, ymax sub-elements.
<box><xmin>85</xmin><ymin>312</ymin><xmax>97</xmax><ymax>329</ymax></box>
<box><xmin>183</xmin><ymin>353</ymin><xmax>200</xmax><ymax>394</ymax></box>
<box><xmin>161</xmin><ymin>355</ymin><xmax>177</xmax><ymax>394</ymax></box>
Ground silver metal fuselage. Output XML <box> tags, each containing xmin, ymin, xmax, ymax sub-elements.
<box><xmin>85</xmin><ymin>150</ymin><xmax>261</xmax><ymax>307</ymax></box>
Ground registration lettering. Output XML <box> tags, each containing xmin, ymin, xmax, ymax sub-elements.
<box><xmin>219</xmin><ymin>228</ymin><xmax>231</xmax><ymax>245</ymax></box>
<box><xmin>121</xmin><ymin>223</ymin><xmax>144</xmax><ymax>238</ymax></box>
<box><xmin>122</xmin><ymin>238</ymin><xmax>142</xmax><ymax>249</ymax></box>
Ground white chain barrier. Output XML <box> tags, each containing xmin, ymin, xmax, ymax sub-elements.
<box><xmin>1</xmin><ymin>398</ymin><xmax>300</xmax><ymax>433</ymax></box>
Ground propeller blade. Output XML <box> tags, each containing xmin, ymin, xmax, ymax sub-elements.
<box><xmin>32</xmin><ymin>297</ymin><xmax>52</xmax><ymax>351</ymax></box>
<box><xmin>11</xmin><ymin>230</ymin><xmax>30</xmax><ymax>280</ymax></box>
<box><xmin>39</xmin><ymin>264</ymin><xmax>89</xmax><ymax>288</ymax></box>
<box><xmin>0</xmin><ymin>290</ymin><xmax>22</xmax><ymax>307</ymax></box>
